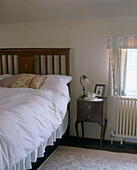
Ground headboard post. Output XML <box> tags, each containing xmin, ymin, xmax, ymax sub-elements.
<box><xmin>66</xmin><ymin>50</ymin><xmax>70</xmax><ymax>76</ymax></box>
<box><xmin>0</xmin><ymin>55</ymin><xmax>3</xmax><ymax>74</ymax></box>
<box><xmin>6</xmin><ymin>55</ymin><xmax>9</xmax><ymax>74</ymax></box>
<box><xmin>12</xmin><ymin>55</ymin><xmax>15</xmax><ymax>75</ymax></box>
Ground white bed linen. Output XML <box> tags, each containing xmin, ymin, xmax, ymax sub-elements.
<box><xmin>0</xmin><ymin>83</ymin><xmax>70</xmax><ymax>170</ymax></box>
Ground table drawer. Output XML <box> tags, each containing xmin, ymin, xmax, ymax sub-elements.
<box><xmin>77</xmin><ymin>101</ymin><xmax>103</xmax><ymax>123</ymax></box>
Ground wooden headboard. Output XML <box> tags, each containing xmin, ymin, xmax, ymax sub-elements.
<box><xmin>0</xmin><ymin>48</ymin><xmax>70</xmax><ymax>76</ymax></box>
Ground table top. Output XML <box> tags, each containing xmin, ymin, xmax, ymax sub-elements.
<box><xmin>77</xmin><ymin>96</ymin><xmax>107</xmax><ymax>102</ymax></box>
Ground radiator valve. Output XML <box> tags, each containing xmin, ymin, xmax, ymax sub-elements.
<box><xmin>111</xmin><ymin>131</ymin><xmax>115</xmax><ymax>144</ymax></box>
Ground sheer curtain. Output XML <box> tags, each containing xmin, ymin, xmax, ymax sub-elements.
<box><xmin>108</xmin><ymin>49</ymin><xmax>127</xmax><ymax>96</ymax></box>
<box><xmin>107</xmin><ymin>36</ymin><xmax>137</xmax><ymax>97</ymax></box>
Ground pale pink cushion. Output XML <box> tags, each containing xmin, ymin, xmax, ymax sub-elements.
<box><xmin>0</xmin><ymin>74</ymin><xmax>20</xmax><ymax>87</ymax></box>
<box><xmin>29</xmin><ymin>75</ymin><xmax>47</xmax><ymax>89</ymax></box>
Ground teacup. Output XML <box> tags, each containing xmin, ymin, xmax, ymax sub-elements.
<box><xmin>88</xmin><ymin>92</ymin><xmax>96</xmax><ymax>98</ymax></box>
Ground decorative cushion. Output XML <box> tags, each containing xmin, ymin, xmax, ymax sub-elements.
<box><xmin>11</xmin><ymin>74</ymin><xmax>35</xmax><ymax>88</ymax></box>
<box><xmin>0</xmin><ymin>74</ymin><xmax>20</xmax><ymax>87</ymax></box>
<box><xmin>0</xmin><ymin>74</ymin><xmax>13</xmax><ymax>80</ymax></box>
<box><xmin>29</xmin><ymin>75</ymin><xmax>47</xmax><ymax>89</ymax></box>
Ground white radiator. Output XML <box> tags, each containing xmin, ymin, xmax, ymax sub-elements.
<box><xmin>116</xmin><ymin>96</ymin><xmax>137</xmax><ymax>141</ymax></box>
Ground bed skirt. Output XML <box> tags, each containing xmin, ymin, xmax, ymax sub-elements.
<box><xmin>11</xmin><ymin>112</ymin><xmax>68</xmax><ymax>170</ymax></box>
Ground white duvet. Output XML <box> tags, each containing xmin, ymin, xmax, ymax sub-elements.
<box><xmin>0</xmin><ymin>83</ymin><xmax>70</xmax><ymax>170</ymax></box>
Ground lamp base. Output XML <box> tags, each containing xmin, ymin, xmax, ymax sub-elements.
<box><xmin>82</xmin><ymin>94</ymin><xmax>87</xmax><ymax>98</ymax></box>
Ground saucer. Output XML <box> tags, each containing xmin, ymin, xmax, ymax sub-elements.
<box><xmin>84</xmin><ymin>97</ymin><xmax>96</xmax><ymax>101</ymax></box>
<box><xmin>84</xmin><ymin>97</ymin><xmax>103</xmax><ymax>102</ymax></box>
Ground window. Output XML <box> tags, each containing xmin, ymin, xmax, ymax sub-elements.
<box><xmin>108</xmin><ymin>48</ymin><xmax>137</xmax><ymax>97</ymax></box>
<box><xmin>126</xmin><ymin>49</ymin><xmax>137</xmax><ymax>96</ymax></box>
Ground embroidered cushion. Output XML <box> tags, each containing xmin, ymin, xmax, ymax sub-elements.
<box><xmin>11</xmin><ymin>74</ymin><xmax>35</xmax><ymax>88</ymax></box>
<box><xmin>29</xmin><ymin>75</ymin><xmax>46</xmax><ymax>89</ymax></box>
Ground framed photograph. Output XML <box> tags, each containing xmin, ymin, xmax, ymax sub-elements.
<box><xmin>94</xmin><ymin>84</ymin><xmax>106</xmax><ymax>98</ymax></box>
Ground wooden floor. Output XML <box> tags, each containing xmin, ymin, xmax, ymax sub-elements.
<box><xmin>31</xmin><ymin>135</ymin><xmax>137</xmax><ymax>169</ymax></box>
<box><xmin>62</xmin><ymin>136</ymin><xmax>137</xmax><ymax>154</ymax></box>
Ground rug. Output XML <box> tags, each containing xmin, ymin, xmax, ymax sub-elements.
<box><xmin>38</xmin><ymin>146</ymin><xmax>137</xmax><ymax>170</ymax></box>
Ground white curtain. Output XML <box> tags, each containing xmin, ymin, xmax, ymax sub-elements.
<box><xmin>108</xmin><ymin>49</ymin><xmax>127</xmax><ymax>96</ymax></box>
<box><xmin>107</xmin><ymin>36</ymin><xmax>137</xmax><ymax>97</ymax></box>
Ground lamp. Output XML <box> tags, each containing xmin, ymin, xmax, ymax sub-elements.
<box><xmin>80</xmin><ymin>75</ymin><xmax>90</xmax><ymax>98</ymax></box>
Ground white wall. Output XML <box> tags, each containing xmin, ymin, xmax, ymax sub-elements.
<box><xmin>1</xmin><ymin>17</ymin><xmax>137</xmax><ymax>140</ymax></box>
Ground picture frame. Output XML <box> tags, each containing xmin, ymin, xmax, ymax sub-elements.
<box><xmin>94</xmin><ymin>84</ymin><xmax>106</xmax><ymax>98</ymax></box>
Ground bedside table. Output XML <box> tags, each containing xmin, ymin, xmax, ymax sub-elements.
<box><xmin>75</xmin><ymin>97</ymin><xmax>107</xmax><ymax>148</ymax></box>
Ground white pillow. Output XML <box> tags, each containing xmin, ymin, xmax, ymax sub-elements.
<box><xmin>40</xmin><ymin>75</ymin><xmax>72</xmax><ymax>91</ymax></box>
<box><xmin>45</xmin><ymin>75</ymin><xmax>72</xmax><ymax>84</ymax></box>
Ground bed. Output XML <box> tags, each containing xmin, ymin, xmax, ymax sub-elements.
<box><xmin>0</xmin><ymin>48</ymin><xmax>71</xmax><ymax>170</ymax></box>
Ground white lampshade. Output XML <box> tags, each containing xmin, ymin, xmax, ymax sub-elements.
<box><xmin>83</xmin><ymin>77</ymin><xmax>90</xmax><ymax>86</ymax></box>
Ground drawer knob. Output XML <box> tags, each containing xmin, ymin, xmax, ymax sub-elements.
<box><xmin>88</xmin><ymin>105</ymin><xmax>91</xmax><ymax>109</ymax></box>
